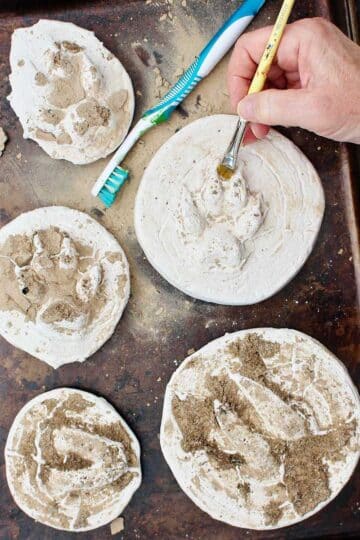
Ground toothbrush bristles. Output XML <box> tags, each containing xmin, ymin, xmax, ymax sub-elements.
<box><xmin>97</xmin><ymin>166</ymin><xmax>129</xmax><ymax>208</ymax></box>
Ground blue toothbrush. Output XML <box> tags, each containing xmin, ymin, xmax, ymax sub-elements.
<box><xmin>92</xmin><ymin>0</ymin><xmax>266</xmax><ymax>208</ymax></box>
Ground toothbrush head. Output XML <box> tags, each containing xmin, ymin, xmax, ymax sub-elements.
<box><xmin>97</xmin><ymin>166</ymin><xmax>129</xmax><ymax>208</ymax></box>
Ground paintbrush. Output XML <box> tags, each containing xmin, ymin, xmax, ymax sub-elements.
<box><xmin>91</xmin><ymin>0</ymin><xmax>267</xmax><ymax>207</ymax></box>
<box><xmin>217</xmin><ymin>0</ymin><xmax>296</xmax><ymax>180</ymax></box>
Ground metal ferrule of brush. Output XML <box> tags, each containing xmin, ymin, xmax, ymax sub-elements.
<box><xmin>222</xmin><ymin>118</ymin><xmax>248</xmax><ymax>171</ymax></box>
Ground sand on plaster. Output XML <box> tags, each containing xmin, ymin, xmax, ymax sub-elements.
<box><xmin>161</xmin><ymin>328</ymin><xmax>360</xmax><ymax>529</ymax></box>
<box><xmin>0</xmin><ymin>207</ymin><xmax>130</xmax><ymax>368</ymax></box>
<box><xmin>5</xmin><ymin>388</ymin><xmax>141</xmax><ymax>532</ymax></box>
<box><xmin>8</xmin><ymin>20</ymin><xmax>135</xmax><ymax>164</ymax></box>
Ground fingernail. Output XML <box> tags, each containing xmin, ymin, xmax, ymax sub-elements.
<box><xmin>237</xmin><ymin>97</ymin><xmax>254</xmax><ymax>120</ymax></box>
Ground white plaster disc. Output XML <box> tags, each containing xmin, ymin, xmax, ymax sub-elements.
<box><xmin>135</xmin><ymin>115</ymin><xmax>325</xmax><ymax>305</ymax></box>
<box><xmin>8</xmin><ymin>19</ymin><xmax>134</xmax><ymax>164</ymax></box>
<box><xmin>0</xmin><ymin>206</ymin><xmax>130</xmax><ymax>368</ymax></box>
<box><xmin>161</xmin><ymin>328</ymin><xmax>360</xmax><ymax>529</ymax></box>
<box><xmin>5</xmin><ymin>388</ymin><xmax>141</xmax><ymax>531</ymax></box>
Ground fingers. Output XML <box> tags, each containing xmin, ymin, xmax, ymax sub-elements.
<box><xmin>228</xmin><ymin>77</ymin><xmax>249</xmax><ymax>111</ymax></box>
<box><xmin>250</xmin><ymin>123</ymin><xmax>269</xmax><ymax>139</ymax></box>
<box><xmin>243</xmin><ymin>128</ymin><xmax>259</xmax><ymax>145</ymax></box>
<box><xmin>228</xmin><ymin>65</ymin><xmax>287</xmax><ymax>110</ymax></box>
<box><xmin>237</xmin><ymin>88</ymin><xmax>326</xmax><ymax>131</ymax></box>
<box><xmin>227</xmin><ymin>22</ymin><xmax>302</xmax><ymax>110</ymax></box>
<box><xmin>228</xmin><ymin>45</ymin><xmax>256</xmax><ymax>109</ymax></box>
<box><xmin>241</xmin><ymin>123</ymin><xmax>269</xmax><ymax>145</ymax></box>
<box><xmin>227</xmin><ymin>17</ymin><xmax>360</xmax><ymax>143</ymax></box>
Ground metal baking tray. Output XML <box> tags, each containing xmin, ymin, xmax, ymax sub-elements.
<box><xmin>0</xmin><ymin>0</ymin><xmax>359</xmax><ymax>538</ymax></box>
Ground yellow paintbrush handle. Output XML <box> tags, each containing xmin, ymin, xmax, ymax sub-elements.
<box><xmin>248</xmin><ymin>0</ymin><xmax>295</xmax><ymax>95</ymax></box>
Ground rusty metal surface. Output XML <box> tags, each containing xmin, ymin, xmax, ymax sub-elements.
<box><xmin>0</xmin><ymin>1</ymin><xmax>359</xmax><ymax>539</ymax></box>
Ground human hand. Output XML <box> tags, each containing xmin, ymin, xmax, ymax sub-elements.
<box><xmin>228</xmin><ymin>17</ymin><xmax>360</xmax><ymax>144</ymax></box>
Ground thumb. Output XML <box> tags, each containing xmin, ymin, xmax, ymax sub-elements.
<box><xmin>237</xmin><ymin>89</ymin><xmax>321</xmax><ymax>130</ymax></box>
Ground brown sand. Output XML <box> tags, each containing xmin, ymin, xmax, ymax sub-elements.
<box><xmin>0</xmin><ymin>227</ymin><xmax>127</xmax><ymax>329</ymax></box>
<box><xmin>9</xmin><ymin>392</ymin><xmax>138</xmax><ymax>530</ymax></box>
<box><xmin>172</xmin><ymin>334</ymin><xmax>358</xmax><ymax>524</ymax></box>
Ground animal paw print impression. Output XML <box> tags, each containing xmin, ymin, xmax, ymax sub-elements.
<box><xmin>178</xmin><ymin>161</ymin><xmax>265</xmax><ymax>272</ymax></box>
<box><xmin>0</xmin><ymin>227</ymin><xmax>115</xmax><ymax>334</ymax></box>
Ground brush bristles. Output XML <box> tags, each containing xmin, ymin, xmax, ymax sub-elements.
<box><xmin>97</xmin><ymin>166</ymin><xmax>129</xmax><ymax>208</ymax></box>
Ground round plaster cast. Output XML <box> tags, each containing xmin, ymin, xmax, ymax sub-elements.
<box><xmin>161</xmin><ymin>328</ymin><xmax>360</xmax><ymax>529</ymax></box>
<box><xmin>5</xmin><ymin>388</ymin><xmax>141</xmax><ymax>531</ymax></box>
<box><xmin>135</xmin><ymin>115</ymin><xmax>325</xmax><ymax>305</ymax></box>
<box><xmin>8</xmin><ymin>19</ymin><xmax>134</xmax><ymax>164</ymax></box>
<box><xmin>0</xmin><ymin>206</ymin><xmax>130</xmax><ymax>368</ymax></box>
